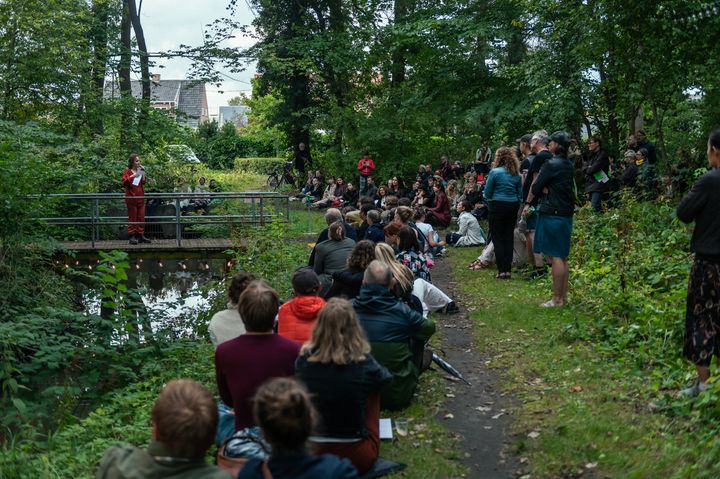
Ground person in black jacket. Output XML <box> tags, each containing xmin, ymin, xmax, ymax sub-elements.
<box><xmin>523</xmin><ymin>131</ymin><xmax>575</xmax><ymax>307</ymax></box>
<box><xmin>676</xmin><ymin>129</ymin><xmax>720</xmax><ymax>397</ymax></box>
<box><xmin>296</xmin><ymin>298</ymin><xmax>392</xmax><ymax>474</ymax></box>
<box><xmin>583</xmin><ymin>136</ymin><xmax>610</xmax><ymax>212</ymax></box>
<box><xmin>635</xmin><ymin>129</ymin><xmax>657</xmax><ymax>165</ymax></box>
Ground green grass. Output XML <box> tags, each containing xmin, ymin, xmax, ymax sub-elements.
<box><xmin>447</xmin><ymin>247</ymin><xmax>718</xmax><ymax>479</ymax></box>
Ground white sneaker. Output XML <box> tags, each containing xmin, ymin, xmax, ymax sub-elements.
<box><xmin>680</xmin><ymin>382</ymin><xmax>711</xmax><ymax>397</ymax></box>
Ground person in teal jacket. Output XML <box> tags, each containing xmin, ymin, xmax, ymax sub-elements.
<box><xmin>352</xmin><ymin>261</ymin><xmax>436</xmax><ymax>410</ymax></box>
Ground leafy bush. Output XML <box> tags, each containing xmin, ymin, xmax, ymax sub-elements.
<box><xmin>234</xmin><ymin>157</ymin><xmax>286</xmax><ymax>175</ymax></box>
<box><xmin>569</xmin><ymin>193</ymin><xmax>691</xmax><ymax>387</ymax></box>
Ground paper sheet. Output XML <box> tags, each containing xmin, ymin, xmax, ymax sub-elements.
<box><xmin>379</xmin><ymin>418</ymin><xmax>393</xmax><ymax>440</ymax></box>
<box><xmin>132</xmin><ymin>170</ymin><xmax>143</xmax><ymax>186</ymax></box>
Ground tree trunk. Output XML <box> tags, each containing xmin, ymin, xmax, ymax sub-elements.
<box><xmin>128</xmin><ymin>0</ymin><xmax>150</xmax><ymax>137</ymax></box>
<box><xmin>89</xmin><ymin>0</ymin><xmax>111</xmax><ymax>136</ymax></box>
<box><xmin>119</xmin><ymin>0</ymin><xmax>133</xmax><ymax>148</ymax></box>
<box><xmin>1</xmin><ymin>19</ymin><xmax>18</xmax><ymax>120</ymax></box>
<box><xmin>391</xmin><ymin>0</ymin><xmax>411</xmax><ymax>87</ymax></box>
<box><xmin>651</xmin><ymin>101</ymin><xmax>667</xmax><ymax>167</ymax></box>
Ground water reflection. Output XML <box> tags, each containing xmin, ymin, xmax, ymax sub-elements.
<box><xmin>78</xmin><ymin>256</ymin><xmax>233</xmax><ymax>337</ymax></box>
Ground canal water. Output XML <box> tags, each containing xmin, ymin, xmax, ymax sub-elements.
<box><xmin>70</xmin><ymin>254</ymin><xmax>235</xmax><ymax>338</ymax></box>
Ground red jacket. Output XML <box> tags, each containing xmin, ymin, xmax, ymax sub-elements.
<box><xmin>122</xmin><ymin>168</ymin><xmax>146</xmax><ymax>197</ymax></box>
<box><xmin>357</xmin><ymin>158</ymin><xmax>375</xmax><ymax>176</ymax></box>
<box><xmin>278</xmin><ymin>295</ymin><xmax>326</xmax><ymax>344</ymax></box>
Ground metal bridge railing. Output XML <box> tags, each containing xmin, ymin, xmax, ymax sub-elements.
<box><xmin>31</xmin><ymin>191</ymin><xmax>290</xmax><ymax>247</ymax></box>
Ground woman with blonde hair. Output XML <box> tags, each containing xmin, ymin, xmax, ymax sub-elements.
<box><xmin>374</xmin><ymin>243</ymin><xmax>458</xmax><ymax>316</ymax></box>
<box><xmin>295</xmin><ymin>298</ymin><xmax>391</xmax><ymax>474</ymax></box>
<box><xmin>484</xmin><ymin>146</ymin><xmax>522</xmax><ymax>279</ymax></box>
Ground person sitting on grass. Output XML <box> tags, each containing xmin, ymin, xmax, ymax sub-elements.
<box><xmin>238</xmin><ymin>377</ymin><xmax>358</xmax><ymax>479</ymax></box>
<box><xmin>395</xmin><ymin>226</ymin><xmax>432</xmax><ymax>282</ymax></box>
<box><xmin>364</xmin><ymin>209</ymin><xmax>385</xmax><ymax>243</ymax></box>
<box><xmin>278</xmin><ymin>269</ymin><xmax>326</xmax><ymax>344</ymax></box>
<box><xmin>314</xmin><ymin>221</ymin><xmax>356</xmax><ymax>295</ymax></box>
<box><xmin>208</xmin><ymin>272</ymin><xmax>256</xmax><ymax>348</ymax></box>
<box><xmin>215</xmin><ymin>281</ymin><xmax>301</xmax><ymax>434</ymax></box>
<box><xmin>352</xmin><ymin>261</ymin><xmax>436</xmax><ymax>410</ymax></box>
<box><xmin>425</xmin><ymin>183</ymin><xmax>451</xmax><ymax>228</ymax></box>
<box><xmin>375</xmin><ymin>242</ymin><xmax>458</xmax><ymax>316</ymax></box>
<box><xmin>302</xmin><ymin>177</ymin><xmax>324</xmax><ymax>205</ymax></box>
<box><xmin>311</xmin><ymin>176</ymin><xmax>337</xmax><ymax>209</ymax></box>
<box><xmin>413</xmin><ymin>208</ymin><xmax>446</xmax><ymax>256</ymax></box>
<box><xmin>326</xmin><ymin>240</ymin><xmax>376</xmax><ymax>300</ymax></box>
<box><xmin>445</xmin><ymin>200</ymin><xmax>486</xmax><ymax>247</ymax></box>
<box><xmin>296</xmin><ymin>298</ymin><xmax>392</xmax><ymax>474</ymax></box>
<box><xmin>96</xmin><ymin>379</ymin><xmax>231</xmax><ymax>478</ymax></box>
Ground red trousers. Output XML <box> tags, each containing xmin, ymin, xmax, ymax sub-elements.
<box><xmin>312</xmin><ymin>394</ymin><xmax>381</xmax><ymax>475</ymax></box>
<box><xmin>126</xmin><ymin>199</ymin><xmax>145</xmax><ymax>235</ymax></box>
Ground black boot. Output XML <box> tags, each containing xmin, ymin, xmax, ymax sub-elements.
<box><xmin>443</xmin><ymin>301</ymin><xmax>460</xmax><ymax>314</ymax></box>
<box><xmin>138</xmin><ymin>235</ymin><xmax>152</xmax><ymax>244</ymax></box>
<box><xmin>129</xmin><ymin>234</ymin><xmax>138</xmax><ymax>245</ymax></box>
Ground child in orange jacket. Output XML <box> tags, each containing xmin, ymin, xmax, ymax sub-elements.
<box><xmin>278</xmin><ymin>269</ymin><xmax>326</xmax><ymax>344</ymax></box>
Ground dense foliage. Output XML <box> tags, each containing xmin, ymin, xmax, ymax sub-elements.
<box><xmin>244</xmin><ymin>0</ymin><xmax>718</xmax><ymax>178</ymax></box>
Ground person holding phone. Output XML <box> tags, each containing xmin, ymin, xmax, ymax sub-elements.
<box><xmin>121</xmin><ymin>153</ymin><xmax>151</xmax><ymax>244</ymax></box>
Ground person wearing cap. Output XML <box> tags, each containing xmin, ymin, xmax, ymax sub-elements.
<box><xmin>523</xmin><ymin>131</ymin><xmax>575</xmax><ymax>307</ymax></box>
<box><xmin>278</xmin><ymin>269</ymin><xmax>326</xmax><ymax>344</ymax></box>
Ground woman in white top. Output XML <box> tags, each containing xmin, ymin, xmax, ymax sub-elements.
<box><xmin>445</xmin><ymin>200</ymin><xmax>486</xmax><ymax>247</ymax></box>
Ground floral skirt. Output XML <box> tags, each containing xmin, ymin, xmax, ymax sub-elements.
<box><xmin>683</xmin><ymin>258</ymin><xmax>720</xmax><ymax>366</ymax></box>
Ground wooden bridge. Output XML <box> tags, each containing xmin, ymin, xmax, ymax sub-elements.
<box><xmin>33</xmin><ymin>191</ymin><xmax>289</xmax><ymax>252</ymax></box>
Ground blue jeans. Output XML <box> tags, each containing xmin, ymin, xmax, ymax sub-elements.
<box><xmin>216</xmin><ymin>403</ymin><xmax>235</xmax><ymax>445</ymax></box>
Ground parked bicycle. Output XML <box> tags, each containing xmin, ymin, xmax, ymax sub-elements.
<box><xmin>266</xmin><ymin>161</ymin><xmax>296</xmax><ymax>190</ymax></box>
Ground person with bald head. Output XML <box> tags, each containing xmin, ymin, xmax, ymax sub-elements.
<box><xmin>352</xmin><ymin>260</ymin><xmax>435</xmax><ymax>410</ymax></box>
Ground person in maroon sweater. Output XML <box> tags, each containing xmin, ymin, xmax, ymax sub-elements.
<box><xmin>426</xmin><ymin>183</ymin><xmax>451</xmax><ymax>228</ymax></box>
<box><xmin>121</xmin><ymin>153</ymin><xmax>151</xmax><ymax>244</ymax></box>
<box><xmin>215</xmin><ymin>280</ymin><xmax>301</xmax><ymax>432</ymax></box>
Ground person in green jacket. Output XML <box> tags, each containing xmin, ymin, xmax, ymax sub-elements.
<box><xmin>96</xmin><ymin>379</ymin><xmax>231</xmax><ymax>479</ymax></box>
<box><xmin>352</xmin><ymin>260</ymin><xmax>436</xmax><ymax>410</ymax></box>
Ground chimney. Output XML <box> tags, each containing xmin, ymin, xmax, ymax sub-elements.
<box><xmin>151</xmin><ymin>73</ymin><xmax>161</xmax><ymax>82</ymax></box>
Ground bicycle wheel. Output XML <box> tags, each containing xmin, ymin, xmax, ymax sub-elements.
<box><xmin>267</xmin><ymin>174</ymin><xmax>279</xmax><ymax>190</ymax></box>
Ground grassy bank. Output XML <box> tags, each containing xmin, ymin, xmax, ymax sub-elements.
<box><xmin>447</xmin><ymin>233</ymin><xmax>717</xmax><ymax>478</ymax></box>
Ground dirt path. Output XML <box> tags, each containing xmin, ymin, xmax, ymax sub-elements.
<box><xmin>431</xmin><ymin>256</ymin><xmax>519</xmax><ymax>479</ymax></box>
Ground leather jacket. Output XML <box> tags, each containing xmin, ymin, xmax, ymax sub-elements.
<box><xmin>584</xmin><ymin>149</ymin><xmax>609</xmax><ymax>193</ymax></box>
<box><xmin>531</xmin><ymin>155</ymin><xmax>575</xmax><ymax>217</ymax></box>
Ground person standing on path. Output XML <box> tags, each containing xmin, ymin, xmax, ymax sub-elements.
<box><xmin>121</xmin><ymin>153</ymin><xmax>151</xmax><ymax>245</ymax></box>
<box><xmin>484</xmin><ymin>147</ymin><xmax>522</xmax><ymax>279</ymax></box>
<box><xmin>677</xmin><ymin>129</ymin><xmax>720</xmax><ymax>397</ymax></box>
<box><xmin>523</xmin><ymin>130</ymin><xmax>553</xmax><ymax>279</ymax></box>
<box><xmin>295</xmin><ymin>142</ymin><xmax>312</xmax><ymax>174</ymax></box>
<box><xmin>357</xmin><ymin>152</ymin><xmax>375</xmax><ymax>193</ymax></box>
<box><xmin>523</xmin><ymin>131</ymin><xmax>575</xmax><ymax>307</ymax></box>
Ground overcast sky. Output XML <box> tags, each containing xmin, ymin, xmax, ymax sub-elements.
<box><xmin>139</xmin><ymin>0</ymin><xmax>256</xmax><ymax>115</ymax></box>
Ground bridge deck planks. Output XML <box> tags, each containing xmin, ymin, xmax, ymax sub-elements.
<box><xmin>60</xmin><ymin>238</ymin><xmax>237</xmax><ymax>252</ymax></box>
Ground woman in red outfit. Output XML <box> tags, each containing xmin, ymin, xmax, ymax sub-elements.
<box><xmin>121</xmin><ymin>153</ymin><xmax>151</xmax><ymax>244</ymax></box>
<box><xmin>426</xmin><ymin>183</ymin><xmax>451</xmax><ymax>228</ymax></box>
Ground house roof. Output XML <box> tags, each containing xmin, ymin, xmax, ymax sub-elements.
<box><xmin>105</xmin><ymin>79</ymin><xmax>207</xmax><ymax>125</ymax></box>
